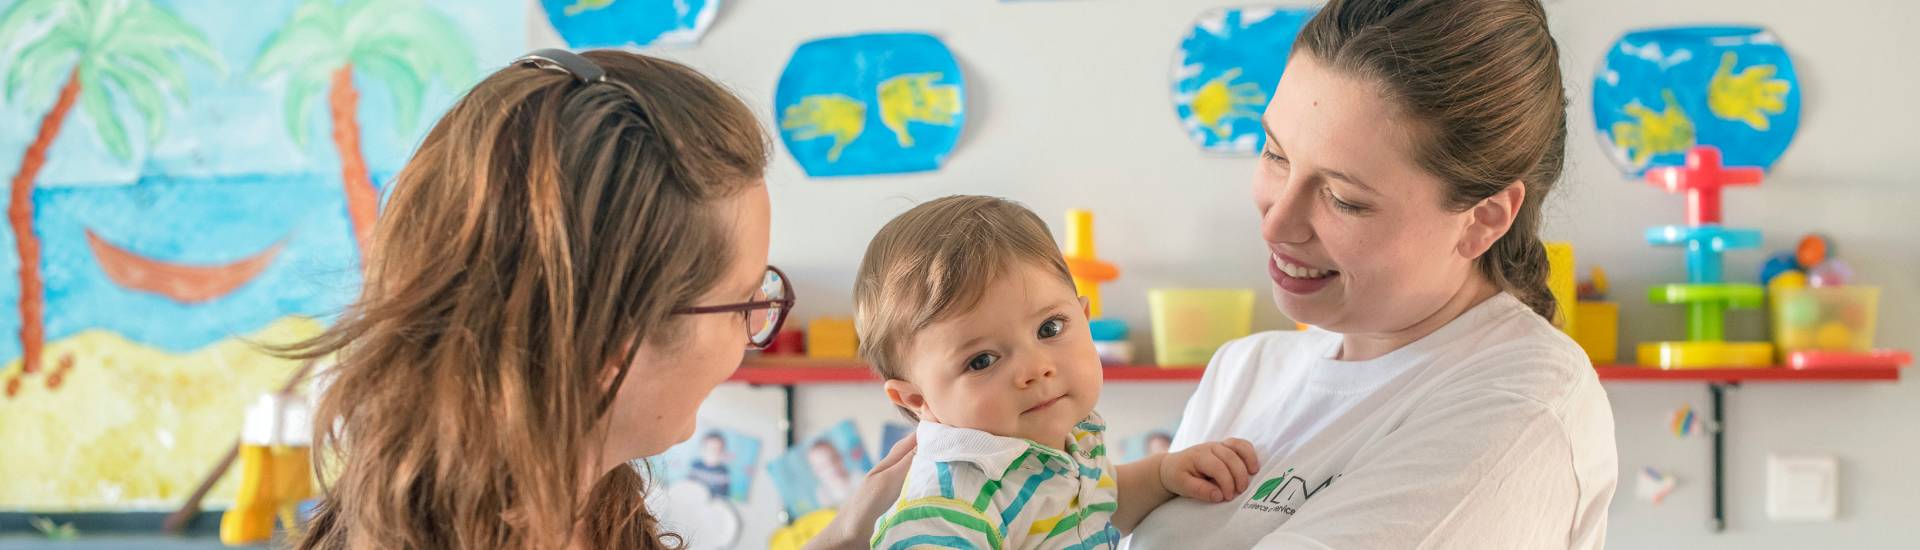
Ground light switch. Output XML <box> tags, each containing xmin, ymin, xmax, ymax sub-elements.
<box><xmin>1767</xmin><ymin>453</ymin><xmax>1837</xmax><ymax>522</ymax></box>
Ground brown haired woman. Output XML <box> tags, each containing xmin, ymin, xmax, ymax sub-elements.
<box><xmin>826</xmin><ymin>0</ymin><xmax>1619</xmax><ymax>547</ymax></box>
<box><xmin>289</xmin><ymin>49</ymin><xmax>914</xmax><ymax>549</ymax></box>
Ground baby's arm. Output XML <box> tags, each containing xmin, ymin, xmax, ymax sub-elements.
<box><xmin>1112</xmin><ymin>438</ymin><xmax>1260</xmax><ymax>532</ymax></box>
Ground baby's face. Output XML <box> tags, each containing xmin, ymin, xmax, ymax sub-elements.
<box><xmin>888</xmin><ymin>262</ymin><xmax>1103</xmax><ymax>449</ymax></box>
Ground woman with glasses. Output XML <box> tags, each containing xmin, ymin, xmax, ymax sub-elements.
<box><xmin>287</xmin><ymin>49</ymin><xmax>847</xmax><ymax>549</ymax></box>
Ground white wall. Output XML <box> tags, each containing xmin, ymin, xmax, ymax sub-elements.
<box><xmin>531</xmin><ymin>1</ymin><xmax>1919</xmax><ymax>548</ymax></box>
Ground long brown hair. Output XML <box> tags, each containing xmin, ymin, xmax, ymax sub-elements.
<box><xmin>289</xmin><ymin>50</ymin><xmax>767</xmax><ymax>549</ymax></box>
<box><xmin>1296</xmin><ymin>0</ymin><xmax>1567</xmax><ymax>320</ymax></box>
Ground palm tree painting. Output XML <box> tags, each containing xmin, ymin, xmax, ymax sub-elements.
<box><xmin>0</xmin><ymin>0</ymin><xmax>506</xmax><ymax>511</ymax></box>
<box><xmin>250</xmin><ymin>0</ymin><xmax>474</xmax><ymax>259</ymax></box>
<box><xmin>0</xmin><ymin>0</ymin><xmax>223</xmax><ymax>375</ymax></box>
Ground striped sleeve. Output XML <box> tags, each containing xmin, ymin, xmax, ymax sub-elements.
<box><xmin>870</xmin><ymin>495</ymin><xmax>1006</xmax><ymax>550</ymax></box>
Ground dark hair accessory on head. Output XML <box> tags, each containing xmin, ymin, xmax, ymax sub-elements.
<box><xmin>513</xmin><ymin>48</ymin><xmax>606</xmax><ymax>83</ymax></box>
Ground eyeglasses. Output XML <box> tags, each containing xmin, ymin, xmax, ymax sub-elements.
<box><xmin>672</xmin><ymin>266</ymin><xmax>795</xmax><ymax>350</ymax></box>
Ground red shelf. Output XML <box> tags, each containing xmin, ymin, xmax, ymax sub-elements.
<box><xmin>732</xmin><ymin>357</ymin><xmax>1902</xmax><ymax>385</ymax></box>
<box><xmin>732</xmin><ymin>358</ymin><xmax>1206</xmax><ymax>384</ymax></box>
<box><xmin>1591</xmin><ymin>365</ymin><xmax>1901</xmax><ymax>382</ymax></box>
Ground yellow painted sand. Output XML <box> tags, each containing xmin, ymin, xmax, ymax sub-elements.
<box><xmin>0</xmin><ymin>317</ymin><xmax>324</xmax><ymax>511</ymax></box>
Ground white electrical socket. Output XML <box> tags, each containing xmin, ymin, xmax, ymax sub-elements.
<box><xmin>1767</xmin><ymin>453</ymin><xmax>1838</xmax><ymax>522</ymax></box>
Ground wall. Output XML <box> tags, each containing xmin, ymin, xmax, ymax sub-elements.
<box><xmin>530</xmin><ymin>0</ymin><xmax>1919</xmax><ymax>548</ymax></box>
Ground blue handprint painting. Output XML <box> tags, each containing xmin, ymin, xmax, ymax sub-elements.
<box><xmin>542</xmin><ymin>0</ymin><xmax>718</xmax><ymax>48</ymax></box>
<box><xmin>775</xmin><ymin>33</ymin><xmax>966</xmax><ymax>178</ymax></box>
<box><xmin>1593</xmin><ymin>26</ymin><xmax>1800</xmax><ymax>177</ymax></box>
<box><xmin>1172</xmin><ymin>7</ymin><xmax>1315</xmax><ymax>155</ymax></box>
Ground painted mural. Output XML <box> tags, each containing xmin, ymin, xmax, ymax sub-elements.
<box><xmin>0</xmin><ymin>0</ymin><xmax>518</xmax><ymax>510</ymax></box>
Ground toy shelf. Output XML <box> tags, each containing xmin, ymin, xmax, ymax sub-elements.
<box><xmin>740</xmin><ymin>355</ymin><xmax>1904</xmax><ymax>533</ymax></box>
<box><xmin>733</xmin><ymin>357</ymin><xmax>1903</xmax><ymax>384</ymax></box>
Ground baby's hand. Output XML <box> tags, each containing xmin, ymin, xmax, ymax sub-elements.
<box><xmin>1158</xmin><ymin>438</ymin><xmax>1260</xmax><ymax>503</ymax></box>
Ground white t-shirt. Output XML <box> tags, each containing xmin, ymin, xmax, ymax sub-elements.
<box><xmin>1123</xmin><ymin>293</ymin><xmax>1617</xmax><ymax>550</ymax></box>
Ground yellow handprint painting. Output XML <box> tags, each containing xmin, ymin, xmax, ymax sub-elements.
<box><xmin>1610</xmin><ymin>90</ymin><xmax>1696</xmax><ymax>169</ymax></box>
<box><xmin>1190</xmin><ymin>68</ymin><xmax>1267</xmax><ymax>140</ymax></box>
<box><xmin>876</xmin><ymin>73</ymin><xmax>962</xmax><ymax>148</ymax></box>
<box><xmin>1593</xmin><ymin>26</ymin><xmax>1799</xmax><ymax>176</ymax></box>
<box><xmin>780</xmin><ymin>94</ymin><xmax>866</xmax><ymax>162</ymax></box>
<box><xmin>1708</xmin><ymin>52</ymin><xmax>1792</xmax><ymax>131</ymax></box>
<box><xmin>561</xmin><ymin>0</ymin><xmax>613</xmax><ymax>17</ymax></box>
<box><xmin>1174</xmin><ymin>7</ymin><xmax>1315</xmax><ymax>154</ymax></box>
<box><xmin>542</xmin><ymin>0</ymin><xmax>717</xmax><ymax>48</ymax></box>
<box><xmin>775</xmin><ymin>33</ymin><xmax>965</xmax><ymax>177</ymax></box>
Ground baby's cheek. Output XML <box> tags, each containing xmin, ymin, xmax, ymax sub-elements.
<box><xmin>970</xmin><ymin>392</ymin><xmax>1010</xmax><ymax>424</ymax></box>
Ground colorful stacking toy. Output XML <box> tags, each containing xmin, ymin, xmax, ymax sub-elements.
<box><xmin>1638</xmin><ymin>146</ymin><xmax>1774</xmax><ymax>368</ymax></box>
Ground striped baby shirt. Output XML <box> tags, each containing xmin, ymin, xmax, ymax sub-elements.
<box><xmin>870</xmin><ymin>414</ymin><xmax>1121</xmax><ymax>550</ymax></box>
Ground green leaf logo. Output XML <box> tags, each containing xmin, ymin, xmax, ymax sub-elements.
<box><xmin>1251</xmin><ymin>476</ymin><xmax>1286</xmax><ymax>502</ymax></box>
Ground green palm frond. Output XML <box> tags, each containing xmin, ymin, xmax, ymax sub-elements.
<box><xmin>77</xmin><ymin>72</ymin><xmax>130</xmax><ymax>159</ymax></box>
<box><xmin>250</xmin><ymin>0</ymin><xmax>349</xmax><ymax>79</ymax></box>
<box><xmin>254</xmin><ymin>0</ymin><xmax>476</xmax><ymax>141</ymax></box>
<box><xmin>0</xmin><ymin>0</ymin><xmax>70</xmax><ymax>50</ymax></box>
<box><xmin>4</xmin><ymin>27</ymin><xmax>80</xmax><ymax>105</ymax></box>
<box><xmin>279</xmin><ymin>64</ymin><xmax>335</xmax><ymax>147</ymax></box>
<box><xmin>98</xmin><ymin>0</ymin><xmax>226</xmax><ymax>80</ymax></box>
<box><xmin>251</xmin><ymin>0</ymin><xmax>349</xmax><ymax>147</ymax></box>
<box><xmin>98</xmin><ymin>64</ymin><xmax>169</xmax><ymax>141</ymax></box>
<box><xmin>356</xmin><ymin>6</ymin><xmax>474</xmax><ymax>133</ymax></box>
<box><xmin>0</xmin><ymin>0</ymin><xmax>223</xmax><ymax>160</ymax></box>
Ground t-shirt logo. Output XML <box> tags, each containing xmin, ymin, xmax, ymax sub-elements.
<box><xmin>1242</xmin><ymin>467</ymin><xmax>1340</xmax><ymax>516</ymax></box>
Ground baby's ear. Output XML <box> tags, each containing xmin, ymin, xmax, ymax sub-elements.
<box><xmin>884</xmin><ymin>378</ymin><xmax>929</xmax><ymax>418</ymax></box>
<box><xmin>1079</xmin><ymin>295</ymin><xmax>1092</xmax><ymax>318</ymax></box>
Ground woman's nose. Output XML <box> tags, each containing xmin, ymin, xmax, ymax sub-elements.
<box><xmin>1258</xmin><ymin>176</ymin><xmax>1314</xmax><ymax>245</ymax></box>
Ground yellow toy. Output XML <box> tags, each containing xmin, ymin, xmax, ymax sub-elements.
<box><xmin>1545</xmin><ymin>242</ymin><xmax>1577</xmax><ymax>335</ymax></box>
<box><xmin>806</xmin><ymin>317</ymin><xmax>859</xmax><ymax>359</ymax></box>
<box><xmin>220</xmin><ymin>393</ymin><xmax>313</xmax><ymax>545</ymax></box>
<box><xmin>1062</xmin><ymin>209</ymin><xmax>1119</xmax><ymax>318</ymax></box>
<box><xmin>768</xmin><ymin>509</ymin><xmax>838</xmax><ymax>550</ymax></box>
<box><xmin>1573</xmin><ymin>301</ymin><xmax>1620</xmax><ymax>364</ymax></box>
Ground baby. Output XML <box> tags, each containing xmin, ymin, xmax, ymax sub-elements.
<box><xmin>855</xmin><ymin>196</ymin><xmax>1260</xmax><ymax>549</ymax></box>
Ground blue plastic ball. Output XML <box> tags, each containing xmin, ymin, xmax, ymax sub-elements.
<box><xmin>1759</xmin><ymin>252</ymin><xmax>1799</xmax><ymax>286</ymax></box>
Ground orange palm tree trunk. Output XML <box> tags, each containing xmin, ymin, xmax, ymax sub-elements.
<box><xmin>7</xmin><ymin>67</ymin><xmax>82</xmax><ymax>375</ymax></box>
<box><xmin>327</xmin><ymin>64</ymin><xmax>378</xmax><ymax>260</ymax></box>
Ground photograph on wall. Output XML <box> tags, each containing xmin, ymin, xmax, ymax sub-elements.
<box><xmin>878</xmin><ymin>421</ymin><xmax>912</xmax><ymax>458</ymax></box>
<box><xmin>649</xmin><ymin>423</ymin><xmax>764</xmax><ymax>503</ymax></box>
<box><xmin>765</xmin><ymin>419</ymin><xmax>873</xmax><ymax>518</ymax></box>
<box><xmin>1117</xmin><ymin>421</ymin><xmax>1181</xmax><ymax>463</ymax></box>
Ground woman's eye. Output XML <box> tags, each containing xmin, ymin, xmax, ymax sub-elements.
<box><xmin>966</xmin><ymin>353</ymin><xmax>999</xmax><ymax>371</ymax></box>
<box><xmin>1262</xmin><ymin>150</ymin><xmax>1288</xmax><ymax>164</ymax></box>
<box><xmin>1324</xmin><ymin>187</ymin><xmax>1368</xmax><ymax>214</ymax></box>
<box><xmin>1037</xmin><ymin>318</ymin><xmax>1065</xmax><ymax>339</ymax></box>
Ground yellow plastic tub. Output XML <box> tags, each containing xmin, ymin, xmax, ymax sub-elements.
<box><xmin>1770</xmin><ymin>286</ymin><xmax>1879</xmax><ymax>356</ymax></box>
<box><xmin>1148</xmin><ymin>289</ymin><xmax>1254</xmax><ymax>367</ymax></box>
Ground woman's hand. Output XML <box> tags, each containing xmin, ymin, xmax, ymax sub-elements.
<box><xmin>802</xmin><ymin>433</ymin><xmax>917</xmax><ymax>550</ymax></box>
<box><xmin>1160</xmin><ymin>438</ymin><xmax>1260</xmax><ymax>502</ymax></box>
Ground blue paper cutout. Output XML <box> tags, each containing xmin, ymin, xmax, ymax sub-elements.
<box><xmin>542</xmin><ymin>0</ymin><xmax>718</xmax><ymax>48</ymax></box>
<box><xmin>1593</xmin><ymin>26</ymin><xmax>1801</xmax><ymax>177</ymax></box>
<box><xmin>1172</xmin><ymin>7</ymin><xmax>1315</xmax><ymax>155</ymax></box>
<box><xmin>775</xmin><ymin>33</ymin><xmax>966</xmax><ymax>177</ymax></box>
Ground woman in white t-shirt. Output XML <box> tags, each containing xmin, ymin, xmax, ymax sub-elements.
<box><xmin>1117</xmin><ymin>0</ymin><xmax>1619</xmax><ymax>547</ymax></box>
<box><xmin>808</xmin><ymin>0</ymin><xmax>1616</xmax><ymax>548</ymax></box>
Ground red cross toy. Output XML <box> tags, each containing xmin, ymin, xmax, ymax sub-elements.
<box><xmin>1644</xmin><ymin>146</ymin><xmax>1764</xmax><ymax>226</ymax></box>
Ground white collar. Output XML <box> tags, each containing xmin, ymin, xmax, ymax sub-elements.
<box><xmin>915</xmin><ymin>414</ymin><xmax>1107</xmax><ymax>479</ymax></box>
